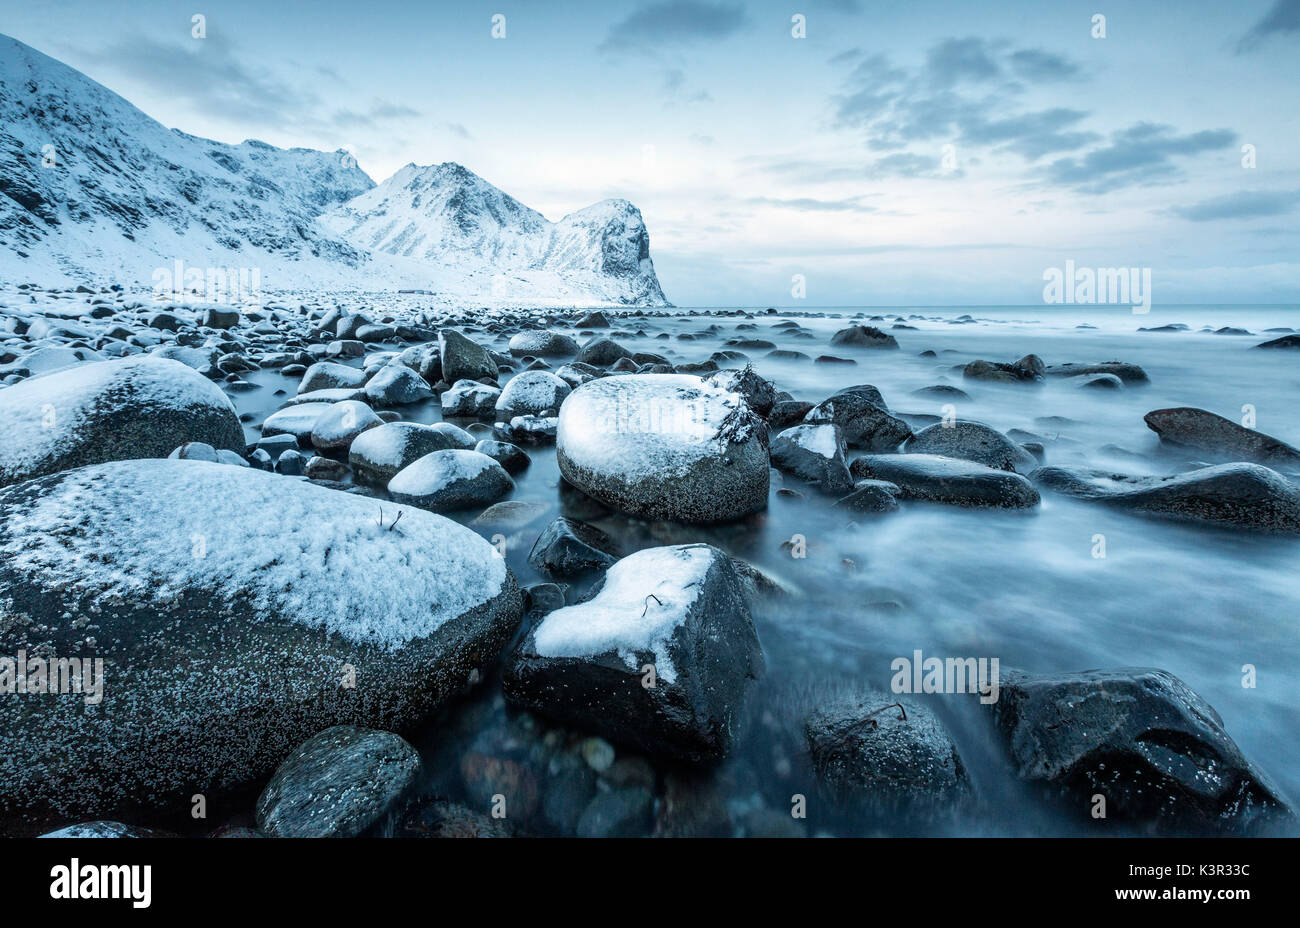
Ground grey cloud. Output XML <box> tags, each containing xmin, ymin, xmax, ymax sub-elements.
<box><xmin>662</xmin><ymin>68</ymin><xmax>713</xmax><ymax>103</ymax></box>
<box><xmin>1171</xmin><ymin>189</ymin><xmax>1300</xmax><ymax>220</ymax></box>
<box><xmin>925</xmin><ymin>37</ymin><xmax>1003</xmax><ymax>86</ymax></box>
<box><xmin>1007</xmin><ymin>49</ymin><xmax>1081</xmax><ymax>82</ymax></box>
<box><xmin>1044</xmin><ymin>123</ymin><xmax>1237</xmax><ymax>193</ymax></box>
<box><xmin>1236</xmin><ymin>0</ymin><xmax>1300</xmax><ymax>52</ymax></box>
<box><xmin>746</xmin><ymin>195</ymin><xmax>877</xmax><ymax>212</ymax></box>
<box><xmin>600</xmin><ymin>1</ymin><xmax>748</xmax><ymax>52</ymax></box>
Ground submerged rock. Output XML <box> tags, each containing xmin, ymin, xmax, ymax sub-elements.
<box><xmin>1032</xmin><ymin>462</ymin><xmax>1300</xmax><ymax>533</ymax></box>
<box><xmin>0</xmin><ymin>459</ymin><xmax>521</xmax><ymax>833</ymax></box>
<box><xmin>255</xmin><ymin>726</ymin><xmax>422</xmax><ymax>838</ymax></box>
<box><xmin>851</xmin><ymin>453</ymin><xmax>1040</xmax><ymax>508</ymax></box>
<box><xmin>1144</xmin><ymin>407</ymin><xmax>1300</xmax><ymax>468</ymax></box>
<box><xmin>528</xmin><ymin>516</ymin><xmax>622</xmax><ymax>579</ymax></box>
<box><xmin>556</xmin><ymin>374</ymin><xmax>769</xmax><ymax>523</ymax></box>
<box><xmin>1045</xmin><ymin>361</ymin><xmax>1149</xmax><ymax>384</ymax></box>
<box><xmin>806</xmin><ymin>692</ymin><xmax>968</xmax><ymax>806</ymax></box>
<box><xmin>829</xmin><ymin>325</ymin><xmax>899</xmax><ymax>349</ymax></box>
<box><xmin>504</xmin><ymin>544</ymin><xmax>764</xmax><ymax>763</ymax></box>
<box><xmin>988</xmin><ymin>668</ymin><xmax>1293</xmax><ymax>834</ymax></box>
<box><xmin>963</xmin><ymin>354</ymin><xmax>1044</xmax><ymax>384</ymax></box>
<box><xmin>0</xmin><ymin>355</ymin><xmax>244</xmax><ymax>489</ymax></box>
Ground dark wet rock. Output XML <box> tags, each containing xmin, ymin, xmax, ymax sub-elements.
<box><xmin>574</xmin><ymin>311</ymin><xmax>610</xmax><ymax>328</ymax></box>
<box><xmin>1144</xmin><ymin>407</ymin><xmax>1300</xmax><ymax>468</ymax></box>
<box><xmin>911</xmin><ymin>384</ymin><xmax>970</xmax><ymax>400</ymax></box>
<box><xmin>576</xmin><ymin>337</ymin><xmax>632</xmax><ymax>367</ymax></box>
<box><xmin>988</xmin><ymin>668</ymin><xmax>1294</xmax><ymax>834</ymax></box>
<box><xmin>1072</xmin><ymin>373</ymin><xmax>1124</xmax><ymax>390</ymax></box>
<box><xmin>1032</xmin><ymin>463</ymin><xmax>1300</xmax><ymax>533</ymax></box>
<box><xmin>255</xmin><ymin>727</ymin><xmax>422</xmax><ymax>838</ymax></box>
<box><xmin>0</xmin><ymin>460</ymin><xmax>522</xmax><ymax>834</ymax></box>
<box><xmin>706</xmin><ymin>366</ymin><xmax>776</xmax><ymax>416</ymax></box>
<box><xmin>767</xmin><ymin>399</ymin><xmax>814</xmax><ymax>430</ymax></box>
<box><xmin>830</xmin><ymin>325</ymin><xmax>899</xmax><ymax>349</ymax></box>
<box><xmin>202</xmin><ymin>306</ymin><xmax>240</xmax><ymax>329</ymax></box>
<box><xmin>577</xmin><ymin>787</ymin><xmax>655</xmax><ymax>838</ymax></box>
<box><xmin>905</xmin><ymin>420</ymin><xmax>1039</xmax><ymax>473</ymax></box>
<box><xmin>851</xmin><ymin>453</ymin><xmax>1041</xmax><ymax>508</ymax></box>
<box><xmin>388</xmin><ymin>449</ymin><xmax>515</xmax><ymax>512</ymax></box>
<box><xmin>39</xmin><ymin>821</ymin><xmax>168</xmax><ymax>838</ymax></box>
<box><xmin>504</xmin><ymin>544</ymin><xmax>764</xmax><ymax>763</ymax></box>
<box><xmin>439</xmin><ymin>329</ymin><xmax>498</xmax><ymax>383</ymax></box>
<box><xmin>556</xmin><ymin>374</ymin><xmax>769</xmax><ymax>523</ymax></box>
<box><xmin>305</xmin><ymin>455</ymin><xmax>349</xmax><ymax>481</ymax></box>
<box><xmin>1255</xmin><ymin>334</ymin><xmax>1300</xmax><ymax>350</ymax></box>
<box><xmin>803</xmin><ymin>389</ymin><xmax>911</xmax><ymax>451</ymax></box>
<box><xmin>0</xmin><ymin>356</ymin><xmax>244</xmax><ymax>489</ymax></box>
<box><xmin>527</xmin><ymin>516</ymin><xmax>622</xmax><ymax>579</ymax></box>
<box><xmin>1045</xmin><ymin>361</ymin><xmax>1149</xmax><ymax>384</ymax></box>
<box><xmin>770</xmin><ymin>424</ymin><xmax>854</xmax><ymax>494</ymax></box>
<box><xmin>807</xmin><ymin>692</ymin><xmax>968</xmax><ymax>805</ymax></box>
<box><xmin>834</xmin><ymin>479</ymin><xmax>901</xmax><ymax>514</ymax></box>
<box><xmin>474</xmin><ymin>439</ymin><xmax>530</xmax><ymax>475</ymax></box>
<box><xmin>963</xmin><ymin>354</ymin><xmax>1044</xmax><ymax>384</ymax></box>
<box><xmin>398</xmin><ymin>801</ymin><xmax>513</xmax><ymax>838</ymax></box>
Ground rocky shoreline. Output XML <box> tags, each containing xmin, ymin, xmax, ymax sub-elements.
<box><xmin>2</xmin><ymin>285</ymin><xmax>1298</xmax><ymax>838</ymax></box>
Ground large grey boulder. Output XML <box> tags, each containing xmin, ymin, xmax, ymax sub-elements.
<box><xmin>851</xmin><ymin>453</ymin><xmax>1041</xmax><ymax>508</ymax></box>
<box><xmin>1144</xmin><ymin>407</ymin><xmax>1300</xmax><ymax>468</ymax></box>
<box><xmin>1032</xmin><ymin>462</ymin><xmax>1300</xmax><ymax>533</ymax></box>
<box><xmin>255</xmin><ymin>727</ymin><xmax>422</xmax><ymax>838</ymax></box>
<box><xmin>556</xmin><ymin>374</ymin><xmax>769</xmax><ymax>523</ymax></box>
<box><xmin>803</xmin><ymin>388</ymin><xmax>911</xmax><ymax>450</ymax></box>
<box><xmin>504</xmin><ymin>544</ymin><xmax>764</xmax><ymax>762</ymax></box>
<box><xmin>0</xmin><ymin>459</ymin><xmax>521</xmax><ymax>835</ymax></box>
<box><xmin>988</xmin><ymin>668</ymin><xmax>1293</xmax><ymax>834</ymax></box>
<box><xmin>439</xmin><ymin>329</ymin><xmax>497</xmax><ymax>383</ymax></box>
<box><xmin>0</xmin><ymin>356</ymin><xmax>244</xmax><ymax>489</ymax></box>
<box><xmin>770</xmin><ymin>423</ymin><xmax>854</xmax><ymax>494</ymax></box>
<box><xmin>905</xmin><ymin>420</ymin><xmax>1039</xmax><ymax>474</ymax></box>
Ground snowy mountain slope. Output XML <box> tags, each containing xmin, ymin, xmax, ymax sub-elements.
<box><xmin>0</xmin><ymin>34</ymin><xmax>374</xmax><ymax>285</ymax></box>
<box><xmin>320</xmin><ymin>162</ymin><xmax>668</xmax><ymax>306</ymax></box>
<box><xmin>0</xmin><ymin>34</ymin><xmax>670</xmax><ymax>306</ymax></box>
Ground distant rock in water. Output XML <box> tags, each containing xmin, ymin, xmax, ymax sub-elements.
<box><xmin>962</xmin><ymin>353</ymin><xmax>1044</xmax><ymax>384</ymax></box>
<box><xmin>1144</xmin><ymin>407</ymin><xmax>1300</xmax><ymax>468</ymax></box>
<box><xmin>1254</xmin><ymin>334</ymin><xmax>1300</xmax><ymax>350</ymax></box>
<box><xmin>0</xmin><ymin>355</ymin><xmax>244</xmax><ymax>489</ymax></box>
<box><xmin>851</xmin><ymin>453</ymin><xmax>1040</xmax><ymax>509</ymax></box>
<box><xmin>0</xmin><ymin>459</ymin><xmax>521</xmax><ymax>834</ymax></box>
<box><xmin>1032</xmin><ymin>462</ymin><xmax>1300</xmax><ymax>533</ymax></box>
<box><xmin>988</xmin><ymin>668</ymin><xmax>1294</xmax><ymax>834</ymax></box>
<box><xmin>1045</xmin><ymin>361</ymin><xmax>1149</xmax><ymax>384</ymax></box>
<box><xmin>829</xmin><ymin>325</ymin><xmax>899</xmax><ymax>350</ymax></box>
<box><xmin>905</xmin><ymin>420</ymin><xmax>1039</xmax><ymax>474</ymax></box>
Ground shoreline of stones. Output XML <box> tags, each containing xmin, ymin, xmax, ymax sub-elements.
<box><xmin>2</xmin><ymin>286</ymin><xmax>1298</xmax><ymax>837</ymax></box>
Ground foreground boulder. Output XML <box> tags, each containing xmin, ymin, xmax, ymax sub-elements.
<box><xmin>255</xmin><ymin>727</ymin><xmax>422</xmax><ymax>838</ymax></box>
<box><xmin>905</xmin><ymin>420</ymin><xmax>1039</xmax><ymax>473</ymax></box>
<box><xmin>504</xmin><ymin>544</ymin><xmax>764</xmax><ymax>762</ymax></box>
<box><xmin>988</xmin><ymin>668</ymin><xmax>1292</xmax><ymax>834</ymax></box>
<box><xmin>1032</xmin><ymin>462</ymin><xmax>1300</xmax><ymax>533</ymax></box>
<box><xmin>851</xmin><ymin>454</ymin><xmax>1040</xmax><ymax>508</ymax></box>
<box><xmin>1144</xmin><ymin>407</ymin><xmax>1300</xmax><ymax>468</ymax></box>
<box><xmin>387</xmin><ymin>449</ymin><xmax>515</xmax><ymax>512</ymax></box>
<box><xmin>0</xmin><ymin>459</ymin><xmax>522</xmax><ymax>834</ymax></box>
<box><xmin>348</xmin><ymin>422</ymin><xmax>474</xmax><ymax>484</ymax></box>
<box><xmin>556</xmin><ymin>374</ymin><xmax>769</xmax><ymax>523</ymax></box>
<box><xmin>806</xmin><ymin>691</ymin><xmax>968</xmax><ymax>807</ymax></box>
<box><xmin>0</xmin><ymin>356</ymin><xmax>244</xmax><ymax>489</ymax></box>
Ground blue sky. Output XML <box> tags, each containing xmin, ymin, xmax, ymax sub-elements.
<box><xmin>3</xmin><ymin>0</ymin><xmax>1299</xmax><ymax>305</ymax></box>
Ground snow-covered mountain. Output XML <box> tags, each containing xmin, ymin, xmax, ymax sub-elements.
<box><xmin>0</xmin><ymin>34</ymin><xmax>669</xmax><ymax>306</ymax></box>
<box><xmin>321</xmin><ymin>162</ymin><xmax>667</xmax><ymax>306</ymax></box>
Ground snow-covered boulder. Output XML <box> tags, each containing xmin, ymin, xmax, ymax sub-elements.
<box><xmin>310</xmin><ymin>400</ymin><xmax>382</xmax><ymax>451</ymax></box>
<box><xmin>495</xmin><ymin>370</ymin><xmax>571</xmax><ymax>419</ymax></box>
<box><xmin>556</xmin><ymin>374</ymin><xmax>769</xmax><ymax>523</ymax></box>
<box><xmin>0</xmin><ymin>459</ymin><xmax>522</xmax><ymax>833</ymax></box>
<box><xmin>770</xmin><ymin>423</ymin><xmax>854</xmax><ymax>494</ymax></box>
<box><xmin>348</xmin><ymin>422</ymin><xmax>474</xmax><ymax>485</ymax></box>
<box><xmin>364</xmin><ymin>363</ymin><xmax>434</xmax><ymax>406</ymax></box>
<box><xmin>260</xmin><ymin>403</ymin><xmax>332</xmax><ymax>445</ymax></box>
<box><xmin>297</xmin><ymin>361</ymin><xmax>366</xmax><ymax>395</ymax></box>
<box><xmin>388</xmin><ymin>449</ymin><xmax>515</xmax><ymax>512</ymax></box>
<box><xmin>441</xmin><ymin>379</ymin><xmax>501</xmax><ymax>418</ymax></box>
<box><xmin>503</xmin><ymin>544</ymin><xmax>763</xmax><ymax>762</ymax></box>
<box><xmin>508</xmin><ymin>330</ymin><xmax>580</xmax><ymax>357</ymax></box>
<box><xmin>0</xmin><ymin>355</ymin><xmax>243</xmax><ymax>489</ymax></box>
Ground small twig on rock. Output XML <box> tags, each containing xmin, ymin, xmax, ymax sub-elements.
<box><xmin>388</xmin><ymin>510</ymin><xmax>403</xmax><ymax>532</ymax></box>
<box><xmin>641</xmin><ymin>593</ymin><xmax>662</xmax><ymax>618</ymax></box>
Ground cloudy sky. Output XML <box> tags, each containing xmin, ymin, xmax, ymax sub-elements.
<box><xmin>4</xmin><ymin>0</ymin><xmax>1299</xmax><ymax>305</ymax></box>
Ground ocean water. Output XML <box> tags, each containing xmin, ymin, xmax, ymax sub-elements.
<box><xmin>239</xmin><ymin>302</ymin><xmax>1300</xmax><ymax>836</ymax></box>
